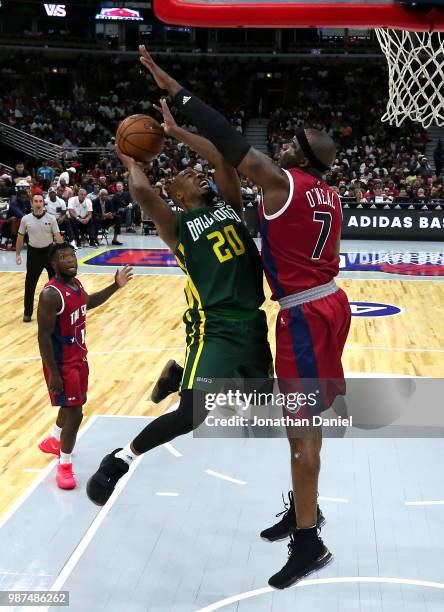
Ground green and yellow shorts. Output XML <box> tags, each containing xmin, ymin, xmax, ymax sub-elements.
<box><xmin>180</xmin><ymin>308</ymin><xmax>273</xmax><ymax>393</ymax></box>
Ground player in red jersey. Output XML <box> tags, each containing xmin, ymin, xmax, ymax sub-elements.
<box><xmin>37</xmin><ymin>242</ymin><xmax>133</xmax><ymax>490</ymax></box>
<box><xmin>138</xmin><ymin>47</ymin><xmax>351</xmax><ymax>589</ymax></box>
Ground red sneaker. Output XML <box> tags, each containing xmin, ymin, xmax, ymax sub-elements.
<box><xmin>38</xmin><ymin>435</ymin><xmax>61</xmax><ymax>456</ymax></box>
<box><xmin>56</xmin><ymin>463</ymin><xmax>76</xmax><ymax>489</ymax></box>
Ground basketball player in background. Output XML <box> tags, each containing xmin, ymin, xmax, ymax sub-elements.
<box><xmin>37</xmin><ymin>242</ymin><xmax>133</xmax><ymax>489</ymax></box>
<box><xmin>86</xmin><ymin>106</ymin><xmax>272</xmax><ymax>508</ymax></box>
<box><xmin>139</xmin><ymin>46</ymin><xmax>351</xmax><ymax>589</ymax></box>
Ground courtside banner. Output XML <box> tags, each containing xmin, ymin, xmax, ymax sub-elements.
<box><xmin>191</xmin><ymin>378</ymin><xmax>444</xmax><ymax>439</ymax></box>
<box><xmin>342</xmin><ymin>209</ymin><xmax>444</xmax><ymax>239</ymax></box>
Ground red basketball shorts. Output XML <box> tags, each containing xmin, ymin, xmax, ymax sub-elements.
<box><xmin>44</xmin><ymin>358</ymin><xmax>89</xmax><ymax>407</ymax></box>
<box><xmin>275</xmin><ymin>288</ymin><xmax>351</xmax><ymax>416</ymax></box>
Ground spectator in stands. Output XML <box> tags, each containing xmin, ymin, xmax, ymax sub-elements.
<box><xmin>405</xmin><ymin>169</ymin><xmax>418</xmax><ymax>185</ymax></box>
<box><xmin>386</xmin><ymin>180</ymin><xmax>399</xmax><ymax>198</ymax></box>
<box><xmin>5</xmin><ymin>187</ymin><xmax>31</xmax><ymax>246</ymax></box>
<box><xmin>111</xmin><ymin>182</ymin><xmax>135</xmax><ymax>233</ymax></box>
<box><xmin>81</xmin><ymin>174</ymin><xmax>95</xmax><ymax>194</ymax></box>
<box><xmin>369</xmin><ymin>187</ymin><xmax>392</xmax><ymax>206</ymax></box>
<box><xmin>414</xmin><ymin>187</ymin><xmax>429</xmax><ymax>205</ymax></box>
<box><xmin>397</xmin><ymin>187</ymin><xmax>409</xmax><ymax>199</ymax></box>
<box><xmin>45</xmin><ymin>187</ymin><xmax>76</xmax><ymax>248</ymax></box>
<box><xmin>92</xmin><ymin>189</ymin><xmax>122</xmax><ymax>246</ymax></box>
<box><xmin>416</xmin><ymin>157</ymin><xmax>433</xmax><ymax>179</ymax></box>
<box><xmin>153</xmin><ymin>182</ymin><xmax>168</xmax><ymax>200</ymax></box>
<box><xmin>364</xmin><ymin>183</ymin><xmax>375</xmax><ymax>200</ymax></box>
<box><xmin>58</xmin><ymin>178</ymin><xmax>73</xmax><ymax>201</ymax></box>
<box><xmin>0</xmin><ymin>176</ymin><xmax>13</xmax><ymax>198</ymax></box>
<box><xmin>98</xmin><ymin>176</ymin><xmax>108</xmax><ymax>190</ymax></box>
<box><xmin>11</xmin><ymin>162</ymin><xmax>29</xmax><ymax>184</ymax></box>
<box><xmin>430</xmin><ymin>185</ymin><xmax>442</xmax><ymax>200</ymax></box>
<box><xmin>405</xmin><ymin>185</ymin><xmax>414</xmax><ymax>200</ymax></box>
<box><xmin>30</xmin><ymin>178</ymin><xmax>44</xmax><ymax>197</ymax></box>
<box><xmin>57</xmin><ymin>167</ymin><xmax>76</xmax><ymax>186</ymax></box>
<box><xmin>37</xmin><ymin>160</ymin><xmax>55</xmax><ymax>190</ymax></box>
<box><xmin>56</xmin><ymin>184</ymin><xmax>66</xmax><ymax>202</ymax></box>
<box><xmin>353</xmin><ymin>188</ymin><xmax>368</xmax><ymax>206</ymax></box>
<box><xmin>251</xmin><ymin>185</ymin><xmax>262</xmax><ymax>206</ymax></box>
<box><xmin>433</xmin><ymin>141</ymin><xmax>443</xmax><ymax>177</ymax></box>
<box><xmin>68</xmin><ymin>188</ymin><xmax>97</xmax><ymax>247</ymax></box>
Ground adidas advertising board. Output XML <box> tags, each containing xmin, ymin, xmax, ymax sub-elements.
<box><xmin>342</xmin><ymin>209</ymin><xmax>444</xmax><ymax>239</ymax></box>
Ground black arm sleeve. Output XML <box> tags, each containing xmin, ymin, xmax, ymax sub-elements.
<box><xmin>173</xmin><ymin>88</ymin><xmax>251</xmax><ymax>168</ymax></box>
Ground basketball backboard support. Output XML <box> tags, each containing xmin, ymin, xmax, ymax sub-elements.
<box><xmin>153</xmin><ymin>0</ymin><xmax>444</xmax><ymax>31</ymax></box>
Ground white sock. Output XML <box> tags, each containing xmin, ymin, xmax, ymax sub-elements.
<box><xmin>296</xmin><ymin>524</ymin><xmax>317</xmax><ymax>530</ymax></box>
<box><xmin>115</xmin><ymin>444</ymin><xmax>138</xmax><ymax>465</ymax></box>
<box><xmin>60</xmin><ymin>452</ymin><xmax>72</xmax><ymax>464</ymax></box>
<box><xmin>51</xmin><ymin>424</ymin><xmax>62</xmax><ymax>441</ymax></box>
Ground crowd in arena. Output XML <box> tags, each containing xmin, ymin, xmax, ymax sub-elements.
<box><xmin>1</xmin><ymin>54</ymin><xmax>444</xmax><ymax>249</ymax></box>
<box><xmin>0</xmin><ymin>52</ymin><xmax>246</xmax><ymax>149</ymax></box>
<box><xmin>265</xmin><ymin>61</ymin><xmax>444</xmax><ymax>207</ymax></box>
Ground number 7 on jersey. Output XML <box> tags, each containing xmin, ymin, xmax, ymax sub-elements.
<box><xmin>312</xmin><ymin>211</ymin><xmax>332</xmax><ymax>260</ymax></box>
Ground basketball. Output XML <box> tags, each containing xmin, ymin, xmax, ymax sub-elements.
<box><xmin>116</xmin><ymin>114</ymin><xmax>164</xmax><ymax>163</ymax></box>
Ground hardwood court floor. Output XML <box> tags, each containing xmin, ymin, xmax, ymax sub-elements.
<box><xmin>0</xmin><ymin>271</ymin><xmax>443</xmax><ymax>517</ymax></box>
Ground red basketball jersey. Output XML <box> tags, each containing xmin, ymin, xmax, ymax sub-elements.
<box><xmin>44</xmin><ymin>277</ymin><xmax>88</xmax><ymax>365</ymax></box>
<box><xmin>258</xmin><ymin>168</ymin><xmax>342</xmax><ymax>299</ymax></box>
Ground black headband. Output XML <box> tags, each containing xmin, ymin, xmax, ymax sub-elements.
<box><xmin>294</xmin><ymin>128</ymin><xmax>329</xmax><ymax>173</ymax></box>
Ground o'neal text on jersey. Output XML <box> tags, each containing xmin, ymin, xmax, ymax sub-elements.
<box><xmin>186</xmin><ymin>205</ymin><xmax>242</xmax><ymax>242</ymax></box>
<box><xmin>306</xmin><ymin>187</ymin><xmax>339</xmax><ymax>210</ymax></box>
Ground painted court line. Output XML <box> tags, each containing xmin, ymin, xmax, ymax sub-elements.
<box><xmin>0</xmin><ymin>415</ymin><xmax>98</xmax><ymax>530</ymax></box>
<box><xmin>93</xmin><ymin>416</ymin><xmax>183</xmax><ymax>457</ymax></box>
<box><xmin>405</xmin><ymin>500</ymin><xmax>444</xmax><ymax>506</ymax></box>
<box><xmin>96</xmin><ymin>414</ymin><xmax>154</xmax><ymax>419</ymax></box>
<box><xmin>196</xmin><ymin>576</ymin><xmax>444</xmax><ymax>612</ymax></box>
<box><xmin>205</xmin><ymin>470</ymin><xmax>246</xmax><ymax>485</ymax></box>
<box><xmin>42</xmin><ymin>456</ymin><xmax>144</xmax><ymax>611</ymax></box>
<box><xmin>0</xmin><ymin>347</ymin><xmax>185</xmax><ymax>364</ymax></box>
<box><xmin>347</xmin><ymin>345</ymin><xmax>444</xmax><ymax>354</ymax></box>
<box><xmin>93</xmin><ymin>415</ymin><xmax>182</xmax><ymax>456</ymax></box>
<box><xmin>164</xmin><ymin>442</ymin><xmax>183</xmax><ymax>458</ymax></box>
<box><xmin>3</xmin><ymin>345</ymin><xmax>444</xmax><ymax>366</ymax></box>
<box><xmin>3</xmin><ymin>344</ymin><xmax>444</xmax><ymax>365</ymax></box>
<box><xmin>318</xmin><ymin>495</ymin><xmax>349</xmax><ymax>503</ymax></box>
<box><xmin>155</xmin><ymin>492</ymin><xmax>179</xmax><ymax>497</ymax></box>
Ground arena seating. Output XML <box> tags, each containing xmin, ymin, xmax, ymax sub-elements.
<box><xmin>0</xmin><ymin>53</ymin><xmax>442</xmax><ymax>221</ymax></box>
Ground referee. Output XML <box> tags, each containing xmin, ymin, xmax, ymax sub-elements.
<box><xmin>15</xmin><ymin>193</ymin><xmax>63</xmax><ymax>322</ymax></box>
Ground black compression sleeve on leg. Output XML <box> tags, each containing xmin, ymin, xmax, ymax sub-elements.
<box><xmin>173</xmin><ymin>88</ymin><xmax>251</xmax><ymax>167</ymax></box>
<box><xmin>132</xmin><ymin>390</ymin><xmax>209</xmax><ymax>454</ymax></box>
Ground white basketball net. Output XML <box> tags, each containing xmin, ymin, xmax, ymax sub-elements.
<box><xmin>375</xmin><ymin>28</ymin><xmax>444</xmax><ymax>128</ymax></box>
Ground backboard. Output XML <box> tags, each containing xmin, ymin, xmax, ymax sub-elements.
<box><xmin>153</xmin><ymin>0</ymin><xmax>444</xmax><ymax>31</ymax></box>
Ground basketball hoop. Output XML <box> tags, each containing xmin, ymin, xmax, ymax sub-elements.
<box><xmin>376</xmin><ymin>27</ymin><xmax>444</xmax><ymax>128</ymax></box>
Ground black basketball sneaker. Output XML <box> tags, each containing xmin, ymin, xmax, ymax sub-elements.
<box><xmin>86</xmin><ymin>449</ymin><xmax>129</xmax><ymax>506</ymax></box>
<box><xmin>260</xmin><ymin>491</ymin><xmax>325</xmax><ymax>542</ymax></box>
<box><xmin>268</xmin><ymin>527</ymin><xmax>333</xmax><ymax>589</ymax></box>
<box><xmin>151</xmin><ymin>360</ymin><xmax>184</xmax><ymax>404</ymax></box>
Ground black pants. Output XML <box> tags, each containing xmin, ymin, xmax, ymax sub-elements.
<box><xmin>58</xmin><ymin>216</ymin><xmax>75</xmax><ymax>242</ymax></box>
<box><xmin>133</xmin><ymin>203</ymin><xmax>141</xmax><ymax>225</ymax></box>
<box><xmin>95</xmin><ymin>216</ymin><xmax>121</xmax><ymax>237</ymax></box>
<box><xmin>24</xmin><ymin>245</ymin><xmax>54</xmax><ymax>317</ymax></box>
<box><xmin>72</xmin><ymin>218</ymin><xmax>95</xmax><ymax>243</ymax></box>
